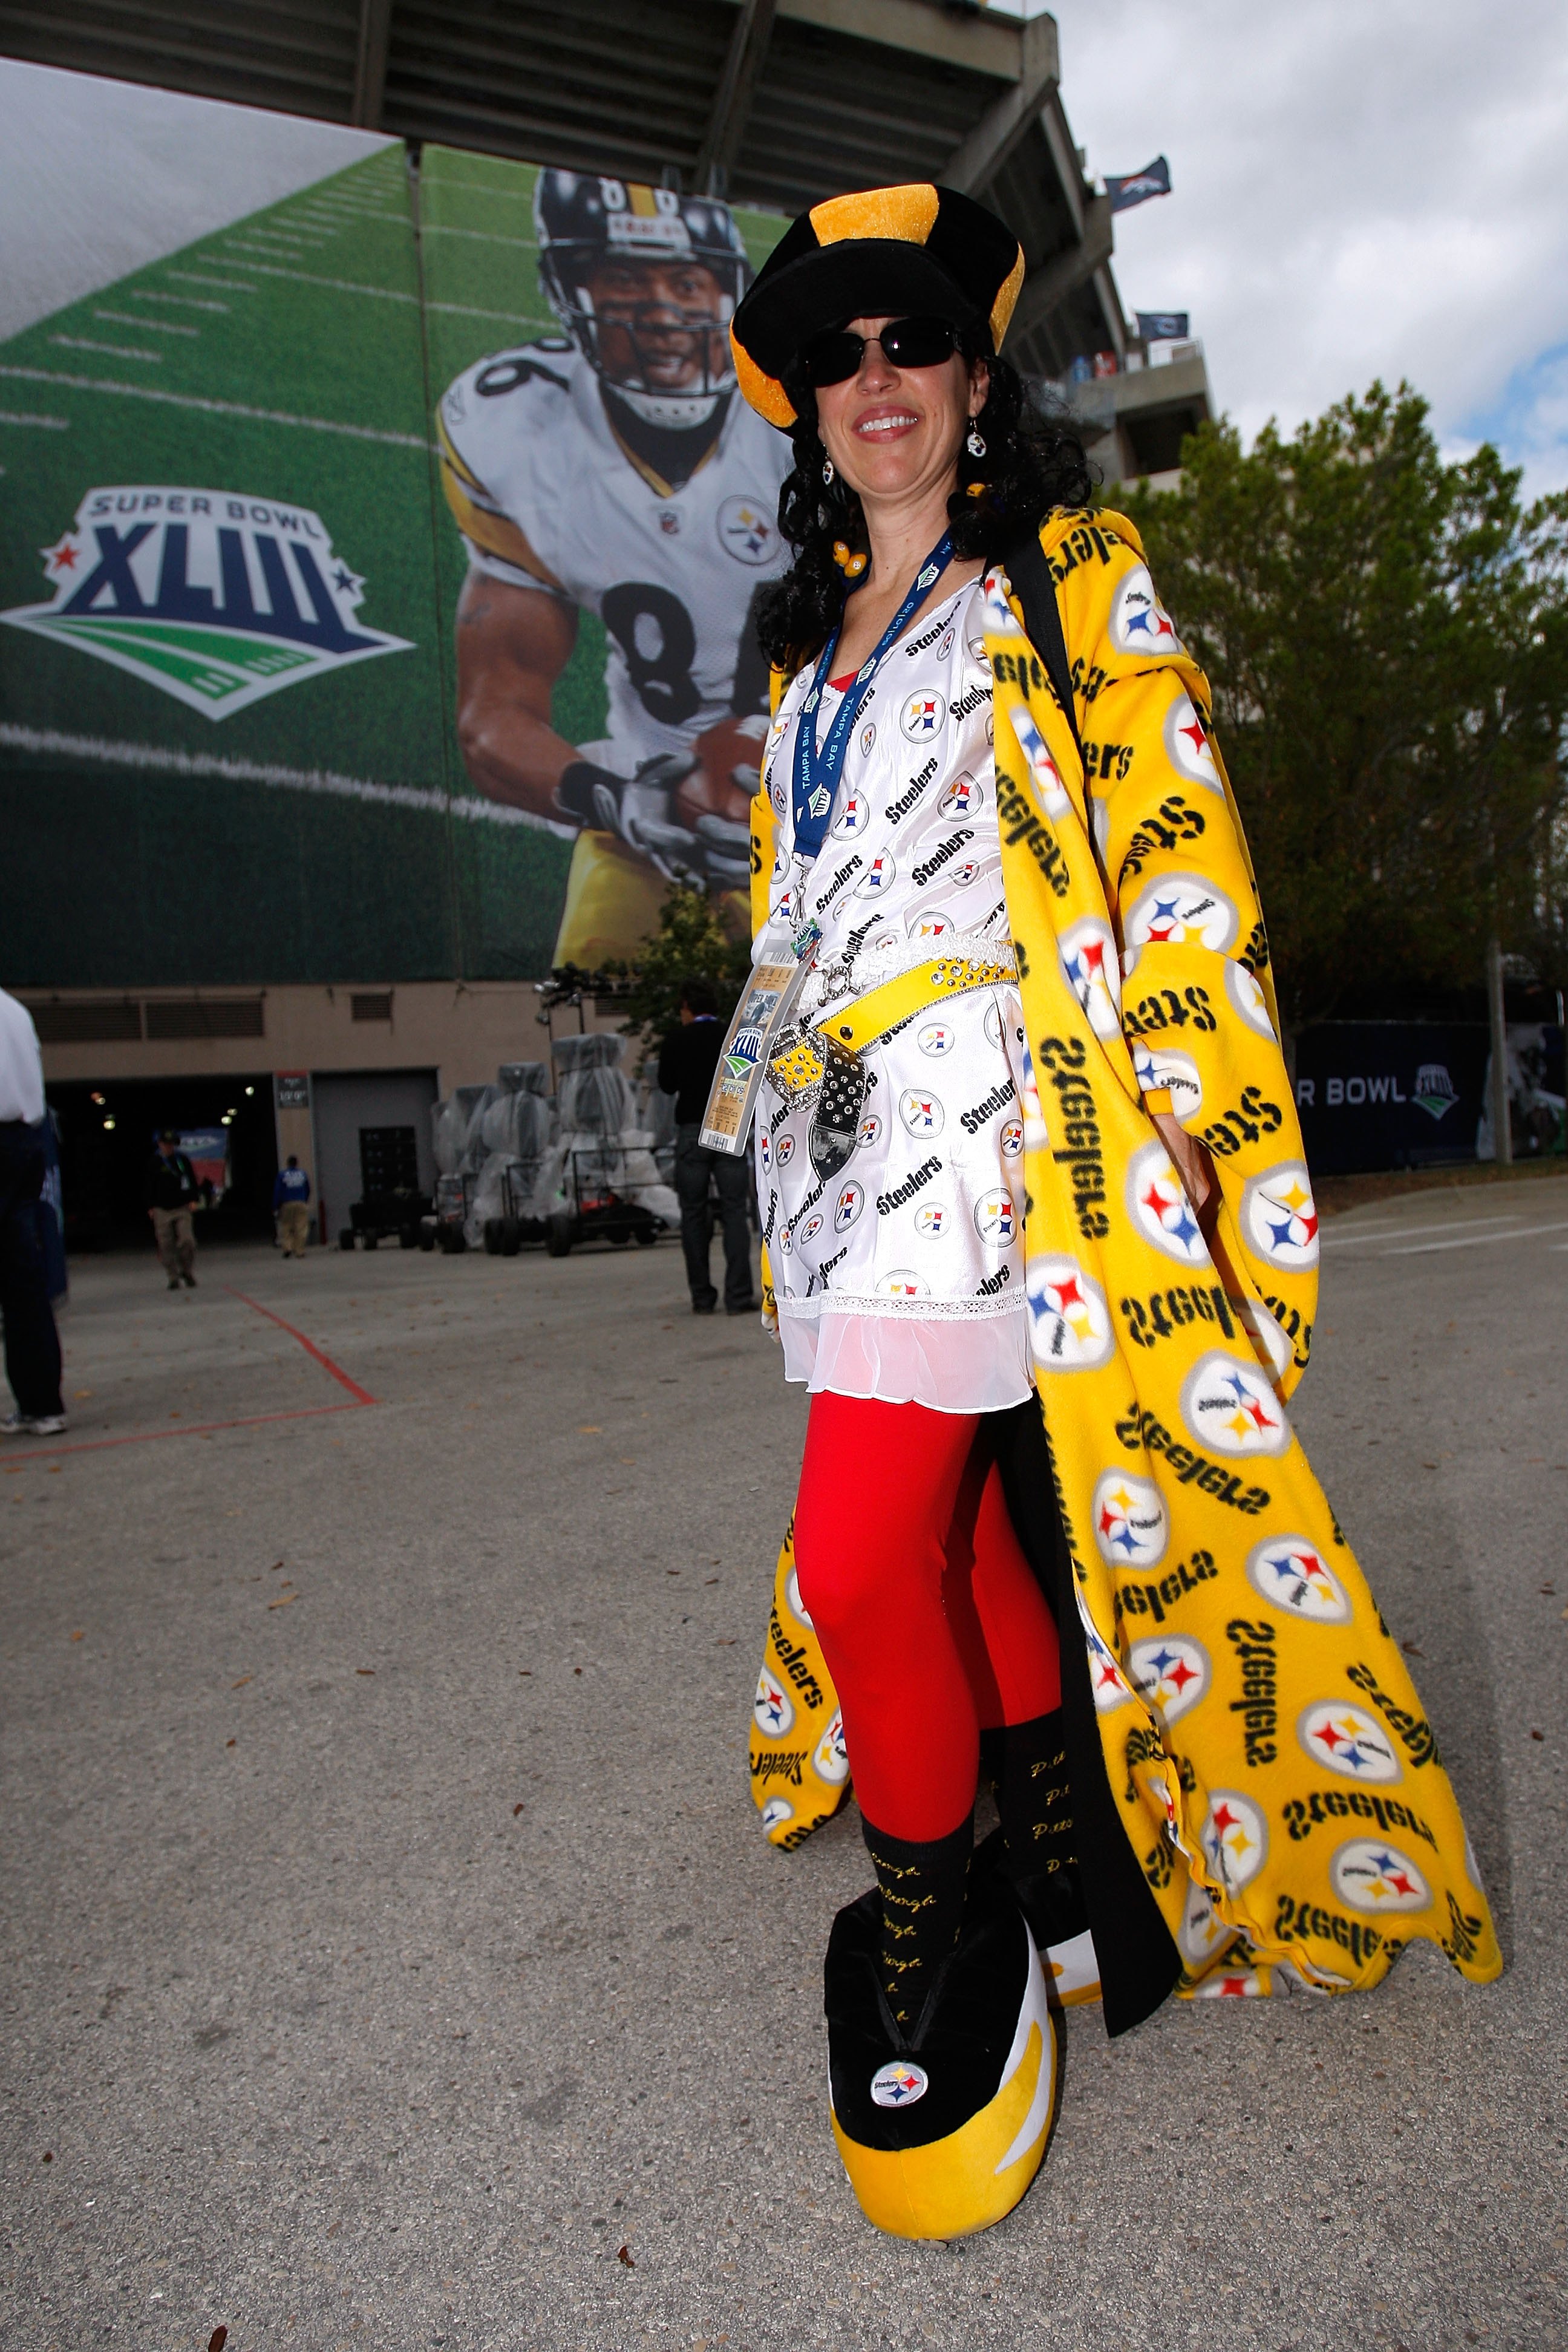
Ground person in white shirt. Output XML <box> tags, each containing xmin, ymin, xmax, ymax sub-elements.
<box><xmin>0</xmin><ymin>989</ymin><xmax>66</xmax><ymax>1436</ymax></box>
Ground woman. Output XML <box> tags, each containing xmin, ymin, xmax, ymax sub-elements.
<box><xmin>724</xmin><ymin>185</ymin><xmax>1498</xmax><ymax>2241</ymax></box>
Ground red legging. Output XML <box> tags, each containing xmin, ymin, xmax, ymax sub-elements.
<box><xmin>791</xmin><ymin>1393</ymin><xmax>1062</xmax><ymax>1843</ymax></box>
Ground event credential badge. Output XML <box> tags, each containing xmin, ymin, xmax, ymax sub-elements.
<box><xmin>699</xmin><ymin>925</ymin><xmax>818</xmax><ymax>1157</ymax></box>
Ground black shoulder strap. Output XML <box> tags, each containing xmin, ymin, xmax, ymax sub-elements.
<box><xmin>1004</xmin><ymin>528</ymin><xmax>1088</xmax><ymax>778</ymax></box>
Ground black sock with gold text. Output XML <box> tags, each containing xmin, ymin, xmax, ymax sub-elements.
<box><xmin>859</xmin><ymin>1812</ymin><xmax>973</xmax><ymax>2039</ymax></box>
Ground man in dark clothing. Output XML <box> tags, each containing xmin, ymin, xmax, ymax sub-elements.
<box><xmin>145</xmin><ymin>1131</ymin><xmax>200</xmax><ymax>1290</ymax></box>
<box><xmin>0</xmin><ymin>986</ymin><xmax>67</xmax><ymax>1435</ymax></box>
<box><xmin>657</xmin><ymin>978</ymin><xmax>757</xmax><ymax>1316</ymax></box>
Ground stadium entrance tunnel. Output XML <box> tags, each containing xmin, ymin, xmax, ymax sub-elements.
<box><xmin>50</xmin><ymin>1074</ymin><xmax>279</xmax><ymax>1252</ymax></box>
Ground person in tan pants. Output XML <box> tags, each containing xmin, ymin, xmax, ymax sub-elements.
<box><xmin>273</xmin><ymin>1155</ymin><xmax>312</xmax><ymax>1258</ymax></box>
<box><xmin>145</xmin><ymin>1131</ymin><xmax>198</xmax><ymax>1290</ymax></box>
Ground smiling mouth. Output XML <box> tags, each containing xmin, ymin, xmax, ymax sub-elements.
<box><xmin>853</xmin><ymin>410</ymin><xmax>920</xmax><ymax>439</ymax></box>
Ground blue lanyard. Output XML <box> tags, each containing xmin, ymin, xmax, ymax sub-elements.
<box><xmin>791</xmin><ymin>532</ymin><xmax>953</xmax><ymax>862</ymax></box>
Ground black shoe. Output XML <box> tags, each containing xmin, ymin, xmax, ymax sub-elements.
<box><xmin>725</xmin><ymin>1296</ymin><xmax>761</xmax><ymax>1316</ymax></box>
<box><xmin>181</xmin><ymin>1272</ymin><xmax>197</xmax><ymax>1288</ymax></box>
<box><xmin>691</xmin><ymin>1293</ymin><xmax>717</xmax><ymax>1315</ymax></box>
<box><xmin>825</xmin><ymin>1867</ymin><xmax>1059</xmax><ymax>2239</ymax></box>
<box><xmin>167</xmin><ymin>1279</ymin><xmax>180</xmax><ymax>1292</ymax></box>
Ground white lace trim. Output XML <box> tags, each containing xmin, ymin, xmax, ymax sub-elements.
<box><xmin>776</xmin><ymin>1290</ymin><xmax>1023</xmax><ymax>1322</ymax></box>
<box><xmin>778</xmin><ymin>1302</ymin><xmax>1033</xmax><ymax>1413</ymax></box>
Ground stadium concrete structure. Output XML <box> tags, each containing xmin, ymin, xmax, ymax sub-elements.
<box><xmin>1</xmin><ymin>1</ymin><xmax>1211</xmax><ymax>1241</ymax></box>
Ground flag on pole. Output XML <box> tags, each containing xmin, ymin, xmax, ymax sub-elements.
<box><xmin>1106</xmin><ymin>157</ymin><xmax>1171</xmax><ymax>213</ymax></box>
<box><xmin>1135</xmin><ymin>310</ymin><xmax>1189</xmax><ymax>342</ymax></box>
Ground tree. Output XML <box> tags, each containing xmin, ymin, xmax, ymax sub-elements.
<box><xmin>1122</xmin><ymin>385</ymin><xmax>1568</xmax><ymax>1032</ymax></box>
<box><xmin>610</xmin><ymin>882</ymin><xmax>752</xmax><ymax>1044</ymax></box>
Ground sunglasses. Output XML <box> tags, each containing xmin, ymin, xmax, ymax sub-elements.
<box><xmin>802</xmin><ymin>315</ymin><xmax>961</xmax><ymax>388</ymax></box>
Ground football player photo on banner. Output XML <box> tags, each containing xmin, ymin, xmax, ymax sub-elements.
<box><xmin>420</xmin><ymin>154</ymin><xmax>791</xmax><ymax>972</ymax></box>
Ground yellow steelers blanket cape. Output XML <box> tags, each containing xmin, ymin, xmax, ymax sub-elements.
<box><xmin>748</xmin><ymin>505</ymin><xmax>1500</xmax><ymax>2031</ymax></box>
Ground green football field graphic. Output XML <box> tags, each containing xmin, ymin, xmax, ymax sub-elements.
<box><xmin>0</xmin><ymin>136</ymin><xmax>785</xmax><ymax>988</ymax></box>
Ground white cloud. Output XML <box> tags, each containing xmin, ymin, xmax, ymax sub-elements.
<box><xmin>1002</xmin><ymin>0</ymin><xmax>1568</xmax><ymax>494</ymax></box>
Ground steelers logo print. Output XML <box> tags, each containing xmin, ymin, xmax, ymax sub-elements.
<box><xmin>857</xmin><ymin>1112</ymin><xmax>882</xmax><ymax>1150</ymax></box>
<box><xmin>1226</xmin><ymin>960</ymin><xmax>1276</xmax><ymax>1039</ymax></box>
<box><xmin>1092</xmin><ymin>1469</ymin><xmax>1169</xmax><ymax>1569</ymax></box>
<box><xmin>1180</xmin><ymin>1351</ymin><xmax>1290</xmax><ymax>1457</ymax></box>
<box><xmin>754</xmin><ymin>1671</ymin><xmax>795</xmax><ymax>1739</ymax></box>
<box><xmin>984</xmin><ymin>998</ymin><xmax>1004</xmax><ymax>1049</ymax></box>
<box><xmin>1109</xmin><ymin>564</ymin><xmax>1181</xmax><ymax>656</ymax></box>
<box><xmin>833</xmin><ymin>790</ymin><xmax>870</xmax><ymax>838</ymax></box>
<box><xmin>1246</xmin><ymin>1532</ymin><xmax>1352</xmax><ymax>1623</ymax></box>
<box><xmin>771</xmin><ymin>837</ymin><xmax>790</xmax><ymax>883</ymax></box>
<box><xmin>913</xmin><ymin>1203</ymin><xmax>951</xmax><ymax>1236</ymax></box>
<box><xmin>999</xmin><ymin>1117</ymin><xmax>1024</xmax><ymax>1160</ymax></box>
<box><xmin>1126</xmin><ymin>1138</ymin><xmax>1209</xmax><ymax>1265</ymax></box>
<box><xmin>939</xmin><ymin>772</ymin><xmax>984</xmax><ymax>818</ymax></box>
<box><xmin>1027</xmin><ymin>1255</ymin><xmax>1113</xmax><ymax>1372</ymax></box>
<box><xmin>1007</xmin><ymin>702</ymin><xmax>1071</xmax><ymax>818</ymax></box>
<box><xmin>1201</xmin><ymin>1789</ymin><xmax>1268</xmax><ymax>1892</ymax></box>
<box><xmin>918</xmin><ymin>1020</ymin><xmax>956</xmax><ymax>1057</ymax></box>
<box><xmin>758</xmin><ymin>1129</ymin><xmax>771</xmax><ymax>1177</ymax></box>
<box><xmin>760</xmin><ymin>1795</ymin><xmax>794</xmax><ymax>1835</ymax></box>
<box><xmin>1297</xmin><ymin>1701</ymin><xmax>1402</xmax><ymax>1783</ymax></box>
<box><xmin>799</xmin><ymin>1211</ymin><xmax>825</xmax><ymax>1247</ymax></box>
<box><xmin>1178</xmin><ymin>1881</ymin><xmax>1232</xmax><ymax>1966</ymax></box>
<box><xmin>900</xmin><ymin>687</ymin><xmax>947</xmax><ymax>742</ymax></box>
<box><xmin>783</xmin><ymin>1566</ymin><xmax>814</xmax><ymax>1630</ymax></box>
<box><xmin>1330</xmin><ymin>1840</ymin><xmax>1432</xmax><ymax>1915</ymax></box>
<box><xmin>769</xmin><ymin>779</ymin><xmax>788</xmax><ymax>818</ymax></box>
<box><xmin>859</xmin><ymin>720</ymin><xmax>876</xmax><ymax>757</ymax></box>
<box><xmin>1163</xmin><ymin>691</ymin><xmax>1221</xmax><ymax>792</ymax></box>
<box><xmin>832</xmin><ymin>1180</ymin><xmax>864</xmax><ymax>1233</ymax></box>
<box><xmin>812</xmin><ymin>1708</ymin><xmax>851</xmax><ymax>1788</ymax></box>
<box><xmin>906</xmin><ymin>907</ymin><xmax>955</xmax><ymax>942</ymax></box>
<box><xmin>973</xmin><ymin>1189</ymin><xmax>1018</xmax><ymax>1248</ymax></box>
<box><xmin>871</xmin><ymin>2060</ymin><xmax>929</xmax><ymax>2109</ymax></box>
<box><xmin>1234</xmin><ymin>1295</ymin><xmax>1295</xmax><ymax>1386</ymax></box>
<box><xmin>854</xmin><ymin>851</ymin><xmax>896</xmax><ymax>897</ymax></box>
<box><xmin>1057</xmin><ymin>918</ymin><xmax>1122</xmax><ymax>1039</ymax></box>
<box><xmin>1132</xmin><ymin>1042</ymin><xmax>1203</xmax><ymax>1125</ymax></box>
<box><xmin>1191</xmin><ymin>1965</ymin><xmax>1266</xmax><ymax>1999</ymax></box>
<box><xmin>1128</xmin><ymin>1635</ymin><xmax>1210</xmax><ymax>1725</ymax></box>
<box><xmin>1079</xmin><ymin>1599</ymin><xmax>1135</xmax><ymax>1714</ymax></box>
<box><xmin>899</xmin><ymin>1088</ymin><xmax>944</xmax><ymax>1136</ymax></box>
<box><xmin>878</xmin><ymin>1269</ymin><xmax>929</xmax><ymax>1299</ymax></box>
<box><xmin>776</xmin><ymin>1133</ymin><xmax>795</xmax><ymax>1168</ymax></box>
<box><xmin>1125</xmin><ymin>872</ymin><xmax>1238</xmax><ymax>953</ymax></box>
<box><xmin>1242</xmin><ymin>1161</ymin><xmax>1319</xmax><ymax>1270</ymax></box>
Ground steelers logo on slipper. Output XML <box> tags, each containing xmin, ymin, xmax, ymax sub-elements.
<box><xmin>825</xmin><ymin>1869</ymin><xmax>1061</xmax><ymax>2239</ymax></box>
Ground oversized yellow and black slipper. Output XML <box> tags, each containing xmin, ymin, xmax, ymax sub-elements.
<box><xmin>825</xmin><ymin>1868</ymin><xmax>1061</xmax><ymax>2240</ymax></box>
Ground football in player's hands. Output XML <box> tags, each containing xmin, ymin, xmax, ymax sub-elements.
<box><xmin>678</xmin><ymin>713</ymin><xmax>769</xmax><ymax>831</ymax></box>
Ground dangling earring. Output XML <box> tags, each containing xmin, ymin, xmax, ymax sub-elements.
<box><xmin>822</xmin><ymin>455</ymin><xmax>835</xmax><ymax>486</ymax></box>
<box><xmin>966</xmin><ymin>423</ymin><xmax>986</xmax><ymax>459</ymax></box>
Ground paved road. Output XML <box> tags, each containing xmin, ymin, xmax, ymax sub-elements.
<box><xmin>3</xmin><ymin>1181</ymin><xmax>1566</xmax><ymax>2351</ymax></box>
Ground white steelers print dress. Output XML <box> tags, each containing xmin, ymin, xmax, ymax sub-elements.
<box><xmin>753</xmin><ymin>575</ymin><xmax>1034</xmax><ymax>1413</ymax></box>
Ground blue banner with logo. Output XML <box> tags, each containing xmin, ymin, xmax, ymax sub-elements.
<box><xmin>1106</xmin><ymin>158</ymin><xmax>1171</xmax><ymax>213</ymax></box>
<box><xmin>1293</xmin><ymin>1023</ymin><xmax>1489</xmax><ymax>1174</ymax></box>
<box><xmin>1135</xmin><ymin>310</ymin><xmax>1189</xmax><ymax>342</ymax></box>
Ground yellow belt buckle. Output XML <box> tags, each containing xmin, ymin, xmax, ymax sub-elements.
<box><xmin>767</xmin><ymin>1028</ymin><xmax>827</xmax><ymax>1103</ymax></box>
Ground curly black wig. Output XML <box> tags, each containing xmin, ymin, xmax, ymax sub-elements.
<box><xmin>754</xmin><ymin>341</ymin><xmax>1094</xmax><ymax>673</ymax></box>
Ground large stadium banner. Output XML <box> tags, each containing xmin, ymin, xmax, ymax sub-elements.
<box><xmin>0</xmin><ymin>64</ymin><xmax>789</xmax><ymax>990</ymax></box>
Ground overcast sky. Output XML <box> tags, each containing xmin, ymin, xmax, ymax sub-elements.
<box><xmin>992</xmin><ymin>0</ymin><xmax>1568</xmax><ymax>499</ymax></box>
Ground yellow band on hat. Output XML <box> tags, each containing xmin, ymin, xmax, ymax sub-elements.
<box><xmin>808</xmin><ymin>184</ymin><xmax>941</xmax><ymax>250</ymax></box>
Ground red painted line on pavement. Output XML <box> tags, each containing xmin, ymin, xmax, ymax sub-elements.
<box><xmin>224</xmin><ymin>1287</ymin><xmax>377</xmax><ymax>1404</ymax></box>
<box><xmin>3</xmin><ymin>1402</ymin><xmax>363</xmax><ymax>1463</ymax></box>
